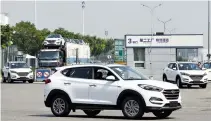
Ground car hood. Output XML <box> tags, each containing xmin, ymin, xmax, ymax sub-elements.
<box><xmin>126</xmin><ymin>80</ymin><xmax>178</xmax><ymax>90</ymax></box>
<box><xmin>45</xmin><ymin>38</ymin><xmax>61</xmax><ymax>41</ymax></box>
<box><xmin>179</xmin><ymin>70</ymin><xmax>206</xmax><ymax>75</ymax></box>
<box><xmin>10</xmin><ymin>68</ymin><xmax>32</xmax><ymax>73</ymax></box>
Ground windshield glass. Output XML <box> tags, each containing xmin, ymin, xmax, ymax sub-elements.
<box><xmin>203</xmin><ymin>63</ymin><xmax>211</xmax><ymax>69</ymax></box>
<box><xmin>47</xmin><ymin>34</ymin><xmax>61</xmax><ymax>38</ymax></box>
<box><xmin>110</xmin><ymin>66</ymin><xmax>148</xmax><ymax>80</ymax></box>
<box><xmin>178</xmin><ymin>63</ymin><xmax>201</xmax><ymax>70</ymax></box>
<box><xmin>10</xmin><ymin>63</ymin><xmax>29</xmax><ymax>68</ymax></box>
<box><xmin>39</xmin><ymin>51</ymin><xmax>59</xmax><ymax>60</ymax></box>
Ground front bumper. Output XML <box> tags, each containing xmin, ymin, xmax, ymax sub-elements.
<box><xmin>146</xmin><ymin>102</ymin><xmax>182</xmax><ymax>112</ymax></box>
<box><xmin>181</xmin><ymin>75</ymin><xmax>208</xmax><ymax>85</ymax></box>
<box><xmin>10</xmin><ymin>73</ymin><xmax>34</xmax><ymax>80</ymax></box>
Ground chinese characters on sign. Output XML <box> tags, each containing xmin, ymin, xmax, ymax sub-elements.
<box><xmin>156</xmin><ymin>38</ymin><xmax>169</xmax><ymax>43</ymax></box>
<box><xmin>127</xmin><ymin>37</ymin><xmax>169</xmax><ymax>44</ymax></box>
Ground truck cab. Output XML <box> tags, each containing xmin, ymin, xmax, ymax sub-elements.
<box><xmin>38</xmin><ymin>49</ymin><xmax>65</xmax><ymax>68</ymax></box>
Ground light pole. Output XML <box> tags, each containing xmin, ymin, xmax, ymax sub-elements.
<box><xmin>34</xmin><ymin>0</ymin><xmax>37</xmax><ymax>27</ymax></box>
<box><xmin>208</xmin><ymin>0</ymin><xmax>210</xmax><ymax>62</ymax></box>
<box><xmin>157</xmin><ymin>18</ymin><xmax>172</xmax><ymax>33</ymax></box>
<box><xmin>82</xmin><ymin>1</ymin><xmax>85</xmax><ymax>36</ymax></box>
<box><xmin>105</xmin><ymin>30</ymin><xmax>108</xmax><ymax>39</ymax></box>
<box><xmin>141</xmin><ymin>3</ymin><xmax>162</xmax><ymax>79</ymax></box>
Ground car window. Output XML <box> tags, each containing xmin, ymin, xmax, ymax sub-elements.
<box><xmin>61</xmin><ymin>67</ymin><xmax>92</xmax><ymax>79</ymax></box>
<box><xmin>168</xmin><ymin>63</ymin><xmax>173</xmax><ymax>69</ymax></box>
<box><xmin>172</xmin><ymin>63</ymin><xmax>177</xmax><ymax>70</ymax></box>
<box><xmin>93</xmin><ymin>67</ymin><xmax>117</xmax><ymax>80</ymax></box>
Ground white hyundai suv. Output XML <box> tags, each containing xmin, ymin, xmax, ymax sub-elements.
<box><xmin>163</xmin><ymin>62</ymin><xmax>208</xmax><ymax>88</ymax></box>
<box><xmin>43</xmin><ymin>34</ymin><xmax>65</xmax><ymax>48</ymax></box>
<box><xmin>44</xmin><ymin>64</ymin><xmax>181</xmax><ymax>119</ymax></box>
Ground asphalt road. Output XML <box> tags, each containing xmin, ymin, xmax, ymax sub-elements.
<box><xmin>2</xmin><ymin>82</ymin><xmax>211</xmax><ymax>121</ymax></box>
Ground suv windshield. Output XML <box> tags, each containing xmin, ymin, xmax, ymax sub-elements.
<box><xmin>178</xmin><ymin>63</ymin><xmax>201</xmax><ymax>70</ymax></box>
<box><xmin>10</xmin><ymin>63</ymin><xmax>29</xmax><ymax>68</ymax></box>
<box><xmin>110</xmin><ymin>66</ymin><xmax>148</xmax><ymax>80</ymax></box>
<box><xmin>39</xmin><ymin>51</ymin><xmax>59</xmax><ymax>60</ymax></box>
<box><xmin>47</xmin><ymin>34</ymin><xmax>61</xmax><ymax>38</ymax></box>
<box><xmin>203</xmin><ymin>63</ymin><xmax>211</xmax><ymax>69</ymax></box>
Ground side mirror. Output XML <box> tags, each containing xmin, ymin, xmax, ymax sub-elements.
<box><xmin>5</xmin><ymin>67</ymin><xmax>9</xmax><ymax>69</ymax></box>
<box><xmin>106</xmin><ymin>75</ymin><xmax>116</xmax><ymax>81</ymax></box>
<box><xmin>172</xmin><ymin>67</ymin><xmax>177</xmax><ymax>70</ymax></box>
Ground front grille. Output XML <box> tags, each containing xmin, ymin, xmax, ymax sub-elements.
<box><xmin>17</xmin><ymin>72</ymin><xmax>29</xmax><ymax>76</ymax></box>
<box><xmin>163</xmin><ymin>89</ymin><xmax>180</xmax><ymax>100</ymax></box>
<box><xmin>190</xmin><ymin>75</ymin><xmax>203</xmax><ymax>81</ymax></box>
<box><xmin>190</xmin><ymin>81</ymin><xmax>204</xmax><ymax>84</ymax></box>
<box><xmin>47</xmin><ymin>40</ymin><xmax>56</xmax><ymax>43</ymax></box>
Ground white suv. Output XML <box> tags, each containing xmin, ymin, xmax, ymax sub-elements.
<box><xmin>44</xmin><ymin>64</ymin><xmax>181</xmax><ymax>119</ymax></box>
<box><xmin>43</xmin><ymin>34</ymin><xmax>65</xmax><ymax>48</ymax></box>
<box><xmin>163</xmin><ymin>62</ymin><xmax>208</xmax><ymax>88</ymax></box>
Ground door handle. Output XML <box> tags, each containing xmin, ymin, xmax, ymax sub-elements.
<box><xmin>64</xmin><ymin>82</ymin><xmax>71</xmax><ymax>85</ymax></box>
<box><xmin>89</xmin><ymin>84</ymin><xmax>96</xmax><ymax>87</ymax></box>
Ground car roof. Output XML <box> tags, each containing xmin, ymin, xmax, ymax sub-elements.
<box><xmin>55</xmin><ymin>64</ymin><xmax>126</xmax><ymax>71</ymax></box>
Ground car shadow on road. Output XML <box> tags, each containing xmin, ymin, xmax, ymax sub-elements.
<box><xmin>29</xmin><ymin>114</ymin><xmax>174</xmax><ymax>120</ymax></box>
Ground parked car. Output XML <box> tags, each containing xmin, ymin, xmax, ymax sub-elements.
<box><xmin>163</xmin><ymin>62</ymin><xmax>208</xmax><ymax>88</ymax></box>
<box><xmin>201</xmin><ymin>62</ymin><xmax>211</xmax><ymax>82</ymax></box>
<box><xmin>43</xmin><ymin>34</ymin><xmax>65</xmax><ymax>48</ymax></box>
<box><xmin>1</xmin><ymin>61</ymin><xmax>34</xmax><ymax>83</ymax></box>
<box><xmin>44</xmin><ymin>64</ymin><xmax>181</xmax><ymax>119</ymax></box>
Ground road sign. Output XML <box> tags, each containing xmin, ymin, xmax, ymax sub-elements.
<box><xmin>35</xmin><ymin>69</ymin><xmax>51</xmax><ymax>82</ymax></box>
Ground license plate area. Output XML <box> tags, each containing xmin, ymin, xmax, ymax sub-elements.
<box><xmin>169</xmin><ymin>101</ymin><xmax>178</xmax><ymax>107</ymax></box>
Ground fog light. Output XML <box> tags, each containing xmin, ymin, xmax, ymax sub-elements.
<box><xmin>11</xmin><ymin>75</ymin><xmax>16</xmax><ymax>78</ymax></box>
<box><xmin>149</xmin><ymin>97</ymin><xmax>163</xmax><ymax>105</ymax></box>
<box><xmin>30</xmin><ymin>75</ymin><xmax>33</xmax><ymax>78</ymax></box>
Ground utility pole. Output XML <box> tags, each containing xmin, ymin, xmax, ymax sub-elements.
<box><xmin>208</xmin><ymin>0</ymin><xmax>210</xmax><ymax>62</ymax></box>
<box><xmin>157</xmin><ymin>18</ymin><xmax>172</xmax><ymax>33</ymax></box>
<box><xmin>82</xmin><ymin>1</ymin><xmax>85</xmax><ymax>36</ymax></box>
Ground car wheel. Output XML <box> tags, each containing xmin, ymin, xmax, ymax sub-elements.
<box><xmin>28</xmin><ymin>80</ymin><xmax>34</xmax><ymax>83</ymax></box>
<box><xmin>1</xmin><ymin>73</ymin><xmax>6</xmax><ymax>83</ymax></box>
<box><xmin>23</xmin><ymin>81</ymin><xmax>26</xmax><ymax>83</ymax></box>
<box><xmin>153</xmin><ymin>111</ymin><xmax>172</xmax><ymax>119</ymax></box>
<box><xmin>163</xmin><ymin>75</ymin><xmax>168</xmax><ymax>82</ymax></box>
<box><xmin>51</xmin><ymin>95</ymin><xmax>70</xmax><ymax>117</ymax></box>
<box><xmin>199</xmin><ymin>84</ymin><xmax>207</xmax><ymax>88</ymax></box>
<box><xmin>83</xmin><ymin>110</ymin><xmax>101</xmax><ymax>117</ymax></box>
<box><xmin>121</xmin><ymin>97</ymin><xmax>144</xmax><ymax>119</ymax></box>
<box><xmin>176</xmin><ymin>77</ymin><xmax>183</xmax><ymax>88</ymax></box>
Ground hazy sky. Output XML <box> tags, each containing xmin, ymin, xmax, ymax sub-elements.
<box><xmin>1</xmin><ymin>1</ymin><xmax>210</xmax><ymax>48</ymax></box>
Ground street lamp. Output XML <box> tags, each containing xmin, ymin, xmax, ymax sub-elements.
<box><xmin>141</xmin><ymin>3</ymin><xmax>162</xmax><ymax>79</ymax></box>
<box><xmin>82</xmin><ymin>1</ymin><xmax>85</xmax><ymax>36</ymax></box>
<box><xmin>34</xmin><ymin>0</ymin><xmax>37</xmax><ymax>27</ymax></box>
<box><xmin>157</xmin><ymin>18</ymin><xmax>172</xmax><ymax>33</ymax></box>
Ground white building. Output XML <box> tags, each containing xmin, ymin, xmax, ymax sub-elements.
<box><xmin>0</xmin><ymin>13</ymin><xmax>9</xmax><ymax>25</ymax></box>
<box><xmin>125</xmin><ymin>33</ymin><xmax>204</xmax><ymax>80</ymax></box>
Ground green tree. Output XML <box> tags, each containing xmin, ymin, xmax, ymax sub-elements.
<box><xmin>1</xmin><ymin>25</ymin><xmax>14</xmax><ymax>49</ymax></box>
<box><xmin>13</xmin><ymin>21</ymin><xmax>42</xmax><ymax>56</ymax></box>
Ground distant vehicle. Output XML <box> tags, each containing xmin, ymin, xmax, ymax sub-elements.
<box><xmin>44</xmin><ymin>64</ymin><xmax>181</xmax><ymax>119</ymax></box>
<box><xmin>163</xmin><ymin>62</ymin><xmax>208</xmax><ymax>88</ymax></box>
<box><xmin>1</xmin><ymin>61</ymin><xmax>34</xmax><ymax>83</ymax></box>
<box><xmin>43</xmin><ymin>34</ymin><xmax>65</xmax><ymax>48</ymax></box>
<box><xmin>201</xmin><ymin>62</ymin><xmax>211</xmax><ymax>82</ymax></box>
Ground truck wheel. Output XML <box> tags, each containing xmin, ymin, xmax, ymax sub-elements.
<box><xmin>83</xmin><ymin>110</ymin><xmax>101</xmax><ymax>117</ymax></box>
<box><xmin>121</xmin><ymin>97</ymin><xmax>144</xmax><ymax>119</ymax></box>
<box><xmin>153</xmin><ymin>111</ymin><xmax>172</xmax><ymax>119</ymax></box>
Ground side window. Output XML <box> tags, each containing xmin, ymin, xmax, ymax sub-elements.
<box><xmin>172</xmin><ymin>63</ymin><xmax>177</xmax><ymax>70</ymax></box>
<box><xmin>61</xmin><ymin>67</ymin><xmax>92</xmax><ymax>79</ymax></box>
<box><xmin>94</xmin><ymin>67</ymin><xmax>117</xmax><ymax>80</ymax></box>
<box><xmin>168</xmin><ymin>63</ymin><xmax>173</xmax><ymax>69</ymax></box>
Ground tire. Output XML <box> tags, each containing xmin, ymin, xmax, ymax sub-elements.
<box><xmin>51</xmin><ymin>95</ymin><xmax>71</xmax><ymax>117</ymax></box>
<box><xmin>163</xmin><ymin>74</ymin><xmax>168</xmax><ymax>82</ymax></box>
<box><xmin>153</xmin><ymin>111</ymin><xmax>172</xmax><ymax>119</ymax></box>
<box><xmin>199</xmin><ymin>84</ymin><xmax>207</xmax><ymax>88</ymax></box>
<box><xmin>83</xmin><ymin>110</ymin><xmax>101</xmax><ymax>117</ymax></box>
<box><xmin>121</xmin><ymin>97</ymin><xmax>145</xmax><ymax>119</ymax></box>
<box><xmin>28</xmin><ymin>80</ymin><xmax>34</xmax><ymax>83</ymax></box>
<box><xmin>1</xmin><ymin>73</ymin><xmax>6</xmax><ymax>83</ymax></box>
<box><xmin>176</xmin><ymin>77</ymin><xmax>183</xmax><ymax>88</ymax></box>
<box><xmin>23</xmin><ymin>81</ymin><xmax>26</xmax><ymax>83</ymax></box>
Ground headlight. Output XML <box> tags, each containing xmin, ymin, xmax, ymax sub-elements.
<box><xmin>10</xmin><ymin>70</ymin><xmax>17</xmax><ymax>73</ymax></box>
<box><xmin>203</xmin><ymin>73</ymin><xmax>207</xmax><ymax>76</ymax></box>
<box><xmin>138</xmin><ymin>84</ymin><xmax>163</xmax><ymax>92</ymax></box>
<box><xmin>29</xmin><ymin>70</ymin><xmax>33</xmax><ymax>73</ymax></box>
<box><xmin>180</xmin><ymin>72</ymin><xmax>190</xmax><ymax>76</ymax></box>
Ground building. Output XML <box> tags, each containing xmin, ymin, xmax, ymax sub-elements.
<box><xmin>125</xmin><ymin>33</ymin><xmax>204</xmax><ymax>80</ymax></box>
<box><xmin>114</xmin><ymin>39</ymin><xmax>126</xmax><ymax>63</ymax></box>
